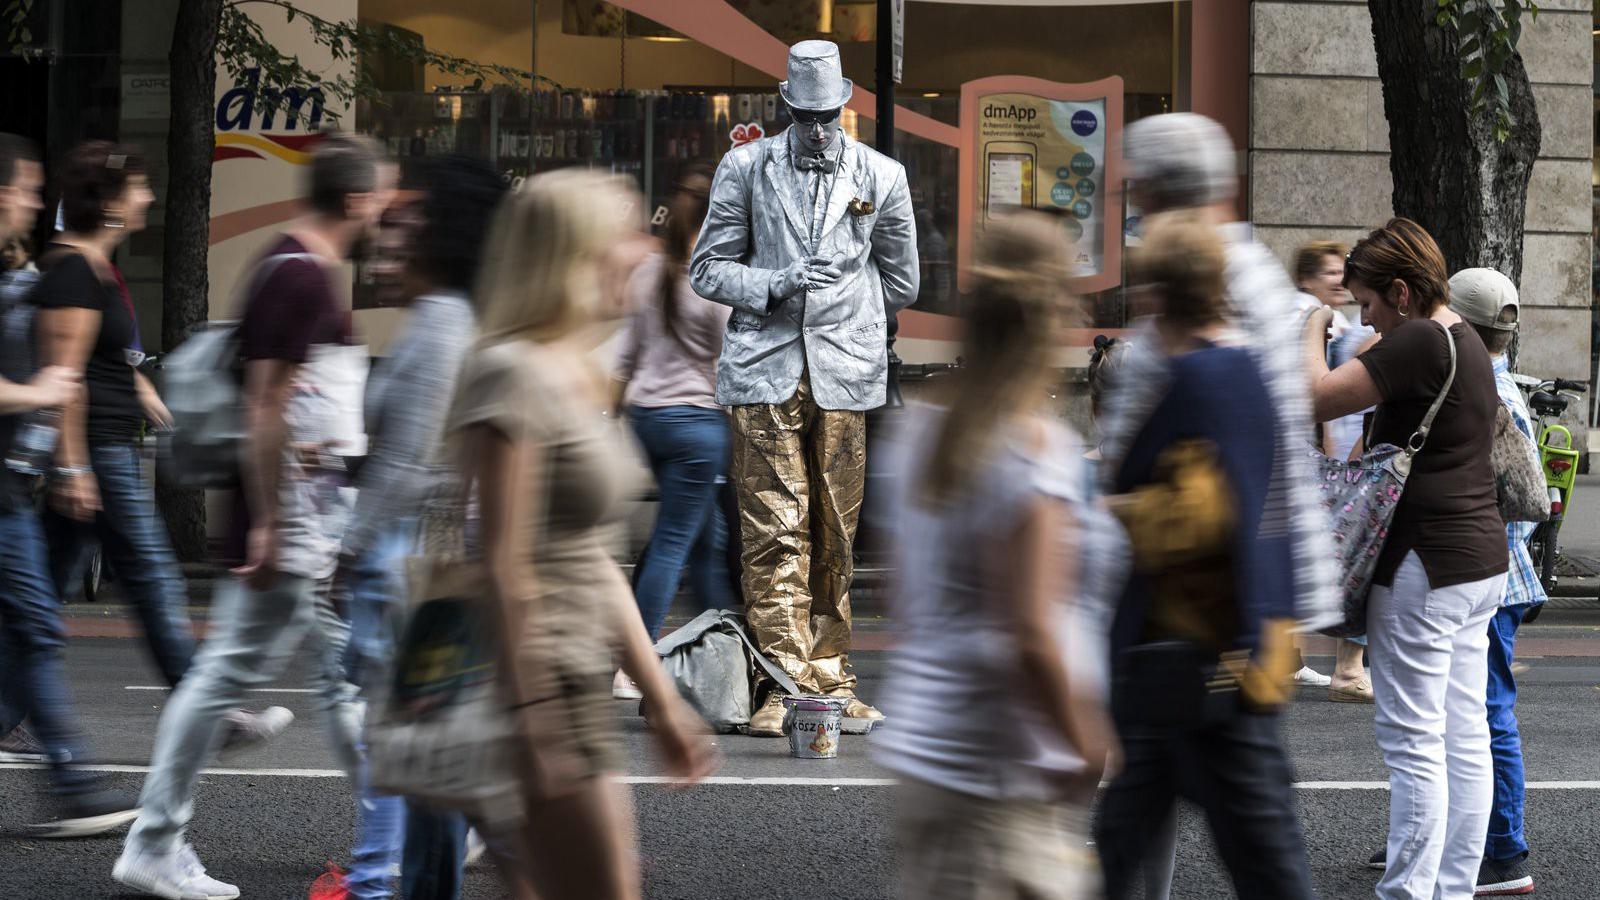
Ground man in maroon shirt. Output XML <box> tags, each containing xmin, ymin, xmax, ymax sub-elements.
<box><xmin>115</xmin><ymin>135</ymin><xmax>394</xmax><ymax>900</ymax></box>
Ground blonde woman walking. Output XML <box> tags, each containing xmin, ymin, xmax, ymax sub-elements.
<box><xmin>448</xmin><ymin>170</ymin><xmax>717</xmax><ymax>900</ymax></box>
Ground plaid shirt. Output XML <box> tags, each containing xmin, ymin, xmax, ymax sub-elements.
<box><xmin>1494</xmin><ymin>355</ymin><xmax>1547</xmax><ymax>608</ymax></box>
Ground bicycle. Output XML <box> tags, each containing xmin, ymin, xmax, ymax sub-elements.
<box><xmin>1513</xmin><ymin>375</ymin><xmax>1588</xmax><ymax>605</ymax></box>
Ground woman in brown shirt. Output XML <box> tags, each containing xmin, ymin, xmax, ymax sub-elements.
<box><xmin>1300</xmin><ymin>218</ymin><xmax>1508</xmax><ymax>899</ymax></box>
<box><xmin>450</xmin><ymin>170</ymin><xmax>716</xmax><ymax>900</ymax></box>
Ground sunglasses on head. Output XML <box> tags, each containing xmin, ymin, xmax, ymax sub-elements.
<box><xmin>790</xmin><ymin>107</ymin><xmax>842</xmax><ymax>127</ymax></box>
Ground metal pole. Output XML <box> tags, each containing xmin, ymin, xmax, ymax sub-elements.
<box><xmin>875</xmin><ymin>0</ymin><xmax>895</xmax><ymax>158</ymax></box>
<box><xmin>875</xmin><ymin>0</ymin><xmax>902</xmax><ymax>409</ymax></box>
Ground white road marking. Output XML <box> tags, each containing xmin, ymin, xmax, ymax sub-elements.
<box><xmin>3</xmin><ymin>764</ymin><xmax>1600</xmax><ymax>791</ymax></box>
<box><xmin>124</xmin><ymin>686</ymin><xmax>320</xmax><ymax>694</ymax></box>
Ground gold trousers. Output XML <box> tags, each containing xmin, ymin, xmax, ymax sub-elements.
<box><xmin>730</xmin><ymin>374</ymin><xmax>865</xmax><ymax>695</ymax></box>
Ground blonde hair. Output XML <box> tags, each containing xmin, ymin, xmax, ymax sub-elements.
<box><xmin>1130</xmin><ymin>211</ymin><xmax>1228</xmax><ymax>328</ymax></box>
<box><xmin>922</xmin><ymin>211</ymin><xmax>1078</xmax><ymax>506</ymax></box>
<box><xmin>475</xmin><ymin>168</ymin><xmax>637</xmax><ymax>342</ymax></box>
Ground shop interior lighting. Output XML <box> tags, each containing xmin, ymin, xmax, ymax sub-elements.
<box><xmin>922</xmin><ymin>92</ymin><xmax>941</xmax><ymax>98</ymax></box>
<box><xmin>713</xmin><ymin>94</ymin><xmax>732</xmax><ymax>121</ymax></box>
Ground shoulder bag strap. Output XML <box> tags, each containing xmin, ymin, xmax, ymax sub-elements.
<box><xmin>1405</xmin><ymin>320</ymin><xmax>1457</xmax><ymax>456</ymax></box>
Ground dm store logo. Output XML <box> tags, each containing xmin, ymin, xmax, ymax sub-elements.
<box><xmin>213</xmin><ymin>68</ymin><xmax>328</xmax><ymax>165</ymax></box>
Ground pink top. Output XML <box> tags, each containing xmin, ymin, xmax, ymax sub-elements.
<box><xmin>615</xmin><ymin>253</ymin><xmax>730</xmax><ymax>410</ymax></box>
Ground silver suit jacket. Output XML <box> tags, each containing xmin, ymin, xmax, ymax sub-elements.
<box><xmin>689</xmin><ymin>129</ymin><xmax>919</xmax><ymax>411</ymax></box>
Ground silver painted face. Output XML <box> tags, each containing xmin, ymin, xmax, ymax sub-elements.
<box><xmin>790</xmin><ymin>106</ymin><xmax>842</xmax><ymax>155</ymax></box>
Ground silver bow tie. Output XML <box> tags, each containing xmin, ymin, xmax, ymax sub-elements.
<box><xmin>796</xmin><ymin>155</ymin><xmax>837</xmax><ymax>174</ymax></box>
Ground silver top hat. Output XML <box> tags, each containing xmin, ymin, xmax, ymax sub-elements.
<box><xmin>779</xmin><ymin>40</ymin><xmax>853</xmax><ymax>113</ymax></box>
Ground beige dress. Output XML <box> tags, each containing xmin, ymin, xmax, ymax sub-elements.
<box><xmin>448</xmin><ymin>337</ymin><xmax>642</xmax><ymax>795</ymax></box>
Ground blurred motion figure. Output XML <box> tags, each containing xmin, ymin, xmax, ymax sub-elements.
<box><xmin>876</xmin><ymin>212</ymin><xmax>1118</xmax><ymax>900</ymax></box>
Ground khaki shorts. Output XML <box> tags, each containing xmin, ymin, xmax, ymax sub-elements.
<box><xmin>896</xmin><ymin>778</ymin><xmax>1099</xmax><ymax>900</ymax></box>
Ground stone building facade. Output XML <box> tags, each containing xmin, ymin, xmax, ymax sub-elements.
<box><xmin>1249</xmin><ymin>0</ymin><xmax>1594</xmax><ymax>379</ymax></box>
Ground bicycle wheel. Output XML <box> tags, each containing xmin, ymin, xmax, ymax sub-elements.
<box><xmin>81</xmin><ymin>548</ymin><xmax>103</xmax><ymax>603</ymax></box>
<box><xmin>1540</xmin><ymin>517</ymin><xmax>1561</xmax><ymax>595</ymax></box>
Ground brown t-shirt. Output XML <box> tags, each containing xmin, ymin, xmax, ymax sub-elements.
<box><xmin>1357</xmin><ymin>319</ymin><xmax>1507</xmax><ymax>589</ymax></box>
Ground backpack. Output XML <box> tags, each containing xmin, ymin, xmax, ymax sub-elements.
<box><xmin>157</xmin><ymin>253</ymin><xmax>316</xmax><ymax>489</ymax></box>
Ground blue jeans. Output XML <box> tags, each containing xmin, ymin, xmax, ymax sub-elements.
<box><xmin>1485</xmin><ymin>604</ymin><xmax>1530</xmax><ymax>862</ymax></box>
<box><xmin>629</xmin><ymin>405</ymin><xmax>737</xmax><ymax>638</ymax></box>
<box><xmin>46</xmin><ymin>442</ymin><xmax>194</xmax><ymax>686</ymax></box>
<box><xmin>0</xmin><ymin>506</ymin><xmax>96</xmax><ymax>795</ymax></box>
<box><xmin>128</xmin><ymin>574</ymin><xmax>362</xmax><ymax>855</ymax></box>
<box><xmin>401</xmin><ymin>805</ymin><xmax>468</xmax><ymax>900</ymax></box>
<box><xmin>339</xmin><ymin>525</ymin><xmax>414</xmax><ymax>900</ymax></box>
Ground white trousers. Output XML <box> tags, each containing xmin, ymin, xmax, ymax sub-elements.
<box><xmin>1369</xmin><ymin>552</ymin><xmax>1507</xmax><ymax>900</ymax></box>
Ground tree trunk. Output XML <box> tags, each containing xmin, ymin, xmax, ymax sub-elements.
<box><xmin>157</xmin><ymin>0</ymin><xmax>223</xmax><ymax>562</ymax></box>
<box><xmin>1367</xmin><ymin>0</ymin><xmax>1542</xmax><ymax>284</ymax></box>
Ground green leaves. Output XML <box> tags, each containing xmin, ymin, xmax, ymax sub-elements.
<box><xmin>1439</xmin><ymin>0</ymin><xmax>1536</xmax><ymax>144</ymax></box>
<box><xmin>5</xmin><ymin>0</ymin><xmax>34</xmax><ymax>56</ymax></box>
<box><xmin>219</xmin><ymin>0</ymin><xmax>560</xmax><ymax>126</ymax></box>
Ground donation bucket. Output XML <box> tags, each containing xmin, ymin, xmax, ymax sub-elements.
<box><xmin>782</xmin><ymin>695</ymin><xmax>847</xmax><ymax>759</ymax></box>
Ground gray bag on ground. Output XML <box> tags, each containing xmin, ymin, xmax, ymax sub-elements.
<box><xmin>654</xmin><ymin>609</ymin><xmax>799</xmax><ymax>733</ymax></box>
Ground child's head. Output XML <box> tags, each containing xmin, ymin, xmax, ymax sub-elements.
<box><xmin>1087</xmin><ymin>334</ymin><xmax>1129</xmax><ymax>422</ymax></box>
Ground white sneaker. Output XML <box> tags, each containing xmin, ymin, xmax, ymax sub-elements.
<box><xmin>113</xmin><ymin>843</ymin><xmax>239</xmax><ymax>900</ymax></box>
<box><xmin>1293</xmin><ymin>666</ymin><xmax>1332</xmax><ymax>687</ymax></box>
<box><xmin>217</xmin><ymin>706</ymin><xmax>294</xmax><ymax>760</ymax></box>
<box><xmin>464</xmin><ymin>828</ymin><xmax>487</xmax><ymax>867</ymax></box>
<box><xmin>612</xmin><ymin>670</ymin><xmax>643</xmax><ymax>701</ymax></box>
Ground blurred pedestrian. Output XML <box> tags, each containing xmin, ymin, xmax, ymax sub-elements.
<box><xmin>876</xmin><ymin>216</ymin><xmax>1113</xmax><ymax>896</ymax></box>
<box><xmin>114</xmin><ymin>134</ymin><xmax>395</xmax><ymax>900</ymax></box>
<box><xmin>0</xmin><ymin>131</ymin><xmax>131</xmax><ymax>835</ymax></box>
<box><xmin>611</xmin><ymin>164</ymin><xmax>737</xmax><ymax>700</ymax></box>
<box><xmin>328</xmin><ymin>156</ymin><xmax>506</xmax><ymax>900</ymax></box>
<box><xmin>1096</xmin><ymin>212</ymin><xmax>1313</xmax><ymax>899</ymax></box>
<box><xmin>1292</xmin><ymin>239</ymin><xmax>1378</xmax><ymax>699</ymax></box>
<box><xmin>1302</xmin><ymin>219</ymin><xmax>1508</xmax><ymax>900</ymax></box>
<box><xmin>36</xmin><ymin>143</ymin><xmax>198</xmax><ymax>685</ymax></box>
<box><xmin>1088</xmin><ymin>337</ymin><xmax>1183</xmax><ymax>899</ymax></box>
<box><xmin>449</xmin><ymin>169</ymin><xmax>715</xmax><ymax>900</ymax></box>
<box><xmin>2</xmin><ymin>234</ymin><xmax>35</xmax><ymax>273</ymax></box>
<box><xmin>1103</xmin><ymin>112</ymin><xmax>1340</xmax><ymax>648</ymax></box>
<box><xmin>876</xmin><ymin>212</ymin><xmax>1116</xmax><ymax>900</ymax></box>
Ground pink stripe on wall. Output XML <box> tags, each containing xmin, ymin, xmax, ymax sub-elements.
<box><xmin>209</xmin><ymin>199</ymin><xmax>301</xmax><ymax>245</ymax></box>
<box><xmin>608</xmin><ymin>0</ymin><xmax>961</xmax><ymax>149</ymax></box>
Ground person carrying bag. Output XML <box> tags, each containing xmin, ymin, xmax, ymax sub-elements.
<box><xmin>1308</xmin><ymin>316</ymin><xmax>1455</xmax><ymax>638</ymax></box>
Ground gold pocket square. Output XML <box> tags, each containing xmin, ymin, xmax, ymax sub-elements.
<box><xmin>847</xmin><ymin>198</ymin><xmax>876</xmax><ymax>216</ymax></box>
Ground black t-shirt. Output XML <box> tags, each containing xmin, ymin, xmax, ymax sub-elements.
<box><xmin>36</xmin><ymin>247</ymin><xmax>144</xmax><ymax>444</ymax></box>
<box><xmin>1357</xmin><ymin>319</ymin><xmax>1507</xmax><ymax>589</ymax></box>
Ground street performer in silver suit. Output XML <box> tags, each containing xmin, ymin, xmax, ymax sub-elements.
<box><xmin>690</xmin><ymin>40</ymin><xmax>919</xmax><ymax>736</ymax></box>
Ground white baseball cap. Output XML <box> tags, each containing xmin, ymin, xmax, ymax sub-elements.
<box><xmin>1448</xmin><ymin>268</ymin><xmax>1518</xmax><ymax>331</ymax></box>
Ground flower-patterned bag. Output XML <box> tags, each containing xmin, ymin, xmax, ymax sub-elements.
<box><xmin>1315</xmin><ymin>321</ymin><xmax>1456</xmax><ymax>638</ymax></box>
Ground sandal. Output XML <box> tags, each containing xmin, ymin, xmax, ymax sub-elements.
<box><xmin>1328</xmin><ymin>678</ymin><xmax>1374</xmax><ymax>703</ymax></box>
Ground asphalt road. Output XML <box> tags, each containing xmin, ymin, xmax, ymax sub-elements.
<box><xmin>5</xmin><ymin>613</ymin><xmax>1600</xmax><ymax>899</ymax></box>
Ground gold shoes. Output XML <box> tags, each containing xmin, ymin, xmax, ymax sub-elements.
<box><xmin>746</xmin><ymin>692</ymin><xmax>788</xmax><ymax>737</ymax></box>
